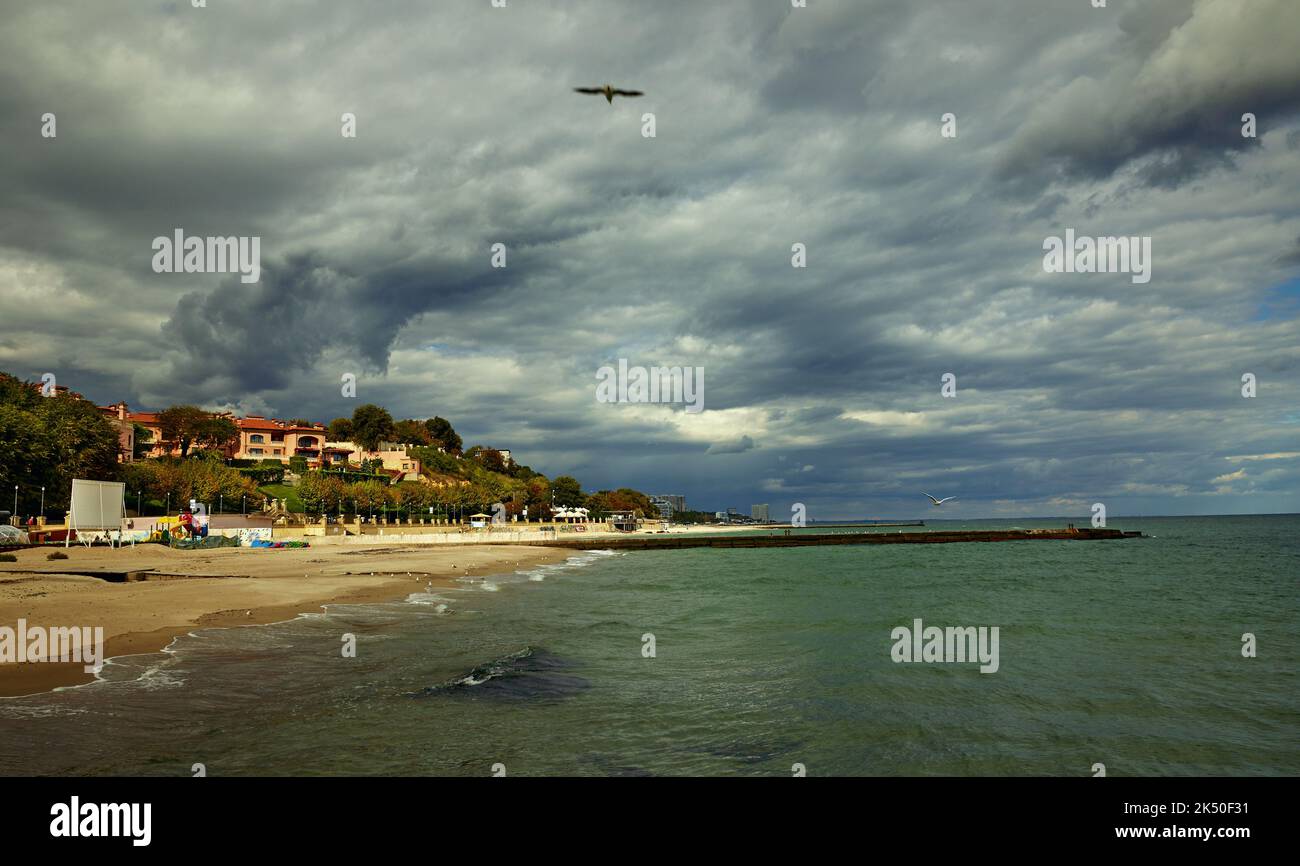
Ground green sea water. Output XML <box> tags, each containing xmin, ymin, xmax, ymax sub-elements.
<box><xmin>1</xmin><ymin>515</ymin><xmax>1296</xmax><ymax>776</ymax></box>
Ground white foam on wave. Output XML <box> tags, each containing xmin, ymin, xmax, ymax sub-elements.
<box><xmin>132</xmin><ymin>660</ymin><xmax>187</xmax><ymax>692</ymax></box>
<box><xmin>515</xmin><ymin>549</ymin><xmax>621</xmax><ymax>582</ymax></box>
<box><xmin>0</xmin><ymin>701</ymin><xmax>91</xmax><ymax>718</ymax></box>
<box><xmin>405</xmin><ymin>590</ymin><xmax>453</xmax><ymax>606</ymax></box>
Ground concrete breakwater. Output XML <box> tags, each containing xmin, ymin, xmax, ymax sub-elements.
<box><xmin>511</xmin><ymin>527</ymin><xmax>1143</xmax><ymax>551</ymax></box>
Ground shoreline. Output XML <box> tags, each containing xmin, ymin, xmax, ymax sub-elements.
<box><xmin>0</xmin><ymin>542</ymin><xmax>569</xmax><ymax>698</ymax></box>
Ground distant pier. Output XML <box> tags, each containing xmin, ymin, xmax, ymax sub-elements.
<box><xmin>803</xmin><ymin>521</ymin><xmax>925</xmax><ymax>528</ymax></box>
<box><xmin>518</xmin><ymin>527</ymin><xmax>1142</xmax><ymax>551</ymax></box>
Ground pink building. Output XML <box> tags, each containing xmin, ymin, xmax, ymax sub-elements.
<box><xmin>98</xmin><ymin>404</ymin><xmax>337</xmax><ymax>468</ymax></box>
<box><xmin>325</xmin><ymin>441</ymin><xmax>423</xmax><ymax>480</ymax></box>
<box><xmin>235</xmin><ymin>417</ymin><xmax>330</xmax><ymax>466</ymax></box>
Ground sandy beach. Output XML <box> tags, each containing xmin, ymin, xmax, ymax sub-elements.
<box><xmin>0</xmin><ymin>541</ymin><xmax>567</xmax><ymax>697</ymax></box>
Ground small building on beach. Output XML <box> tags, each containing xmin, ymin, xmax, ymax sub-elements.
<box><xmin>553</xmin><ymin>507</ymin><xmax>590</xmax><ymax>524</ymax></box>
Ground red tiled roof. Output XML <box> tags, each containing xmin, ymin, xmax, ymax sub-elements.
<box><xmin>237</xmin><ymin>418</ymin><xmax>282</xmax><ymax>430</ymax></box>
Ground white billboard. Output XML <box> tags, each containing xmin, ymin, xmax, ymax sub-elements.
<box><xmin>68</xmin><ymin>479</ymin><xmax>127</xmax><ymax>542</ymax></box>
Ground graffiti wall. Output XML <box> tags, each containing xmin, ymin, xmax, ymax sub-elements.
<box><xmin>105</xmin><ymin>519</ymin><xmax>273</xmax><ymax>546</ymax></box>
<box><xmin>232</xmin><ymin>527</ymin><xmax>273</xmax><ymax>544</ymax></box>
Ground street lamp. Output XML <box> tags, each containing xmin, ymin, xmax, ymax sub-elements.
<box><xmin>219</xmin><ymin>494</ymin><xmax>223</xmax><ymax>515</ymax></box>
<box><xmin>137</xmin><ymin>490</ymin><xmax>142</xmax><ymax>517</ymax></box>
<box><xmin>40</xmin><ymin>486</ymin><xmax>45</xmax><ymax>523</ymax></box>
<box><xmin>242</xmin><ymin>494</ymin><xmax>247</xmax><ymax>516</ymax></box>
<box><xmin>12</xmin><ymin>485</ymin><xmax>17</xmax><ymax>521</ymax></box>
<box><xmin>165</xmin><ymin>492</ymin><xmax>170</xmax><ymax>516</ymax></box>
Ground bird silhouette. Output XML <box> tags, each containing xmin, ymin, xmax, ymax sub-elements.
<box><xmin>574</xmin><ymin>84</ymin><xmax>644</xmax><ymax>104</ymax></box>
<box><xmin>922</xmin><ymin>493</ymin><xmax>957</xmax><ymax>506</ymax></box>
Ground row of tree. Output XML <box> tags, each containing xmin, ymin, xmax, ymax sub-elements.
<box><xmin>0</xmin><ymin>373</ymin><xmax>121</xmax><ymax>516</ymax></box>
<box><xmin>119</xmin><ymin>454</ymin><xmax>266</xmax><ymax>513</ymax></box>
<box><xmin>298</xmin><ymin>473</ymin><xmax>518</xmax><ymax>516</ymax></box>
<box><xmin>325</xmin><ymin>406</ymin><xmax>463</xmax><ymax>454</ymax></box>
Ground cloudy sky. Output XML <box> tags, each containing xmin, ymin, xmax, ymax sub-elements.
<box><xmin>2</xmin><ymin>0</ymin><xmax>1298</xmax><ymax>519</ymax></box>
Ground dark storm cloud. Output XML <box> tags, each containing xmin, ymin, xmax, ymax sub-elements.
<box><xmin>1</xmin><ymin>0</ymin><xmax>1298</xmax><ymax>518</ymax></box>
<box><xmin>1277</xmin><ymin>236</ymin><xmax>1300</xmax><ymax>266</ymax></box>
<box><xmin>706</xmin><ymin>435</ymin><xmax>755</xmax><ymax>455</ymax></box>
<box><xmin>996</xmin><ymin>0</ymin><xmax>1300</xmax><ymax>193</ymax></box>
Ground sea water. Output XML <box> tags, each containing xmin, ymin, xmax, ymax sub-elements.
<box><xmin>1</xmin><ymin>515</ymin><xmax>1296</xmax><ymax>776</ymax></box>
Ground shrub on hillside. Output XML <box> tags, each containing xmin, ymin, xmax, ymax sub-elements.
<box><xmin>408</xmin><ymin>447</ymin><xmax>461</xmax><ymax>476</ymax></box>
<box><xmin>239</xmin><ymin>466</ymin><xmax>286</xmax><ymax>484</ymax></box>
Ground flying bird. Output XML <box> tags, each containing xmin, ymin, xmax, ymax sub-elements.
<box><xmin>574</xmin><ymin>84</ymin><xmax>644</xmax><ymax>104</ymax></box>
<box><xmin>922</xmin><ymin>494</ymin><xmax>957</xmax><ymax>507</ymax></box>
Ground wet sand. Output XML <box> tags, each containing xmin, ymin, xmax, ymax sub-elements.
<box><xmin>0</xmin><ymin>542</ymin><xmax>567</xmax><ymax>697</ymax></box>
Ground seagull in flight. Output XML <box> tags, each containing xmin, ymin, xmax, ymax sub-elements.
<box><xmin>574</xmin><ymin>84</ymin><xmax>645</xmax><ymax>104</ymax></box>
<box><xmin>922</xmin><ymin>493</ymin><xmax>957</xmax><ymax>507</ymax></box>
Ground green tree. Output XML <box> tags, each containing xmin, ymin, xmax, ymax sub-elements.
<box><xmin>350</xmin><ymin>480</ymin><xmax>392</xmax><ymax>515</ymax></box>
<box><xmin>396</xmin><ymin>482</ymin><xmax>433</xmax><ymax>516</ymax></box>
<box><xmin>470</xmin><ymin>447</ymin><xmax>508</xmax><ymax>473</ymax></box>
<box><xmin>393</xmin><ymin>419</ymin><xmax>433</xmax><ymax>446</ymax></box>
<box><xmin>350</xmin><ymin>404</ymin><xmax>395</xmax><ymax>452</ymax></box>
<box><xmin>157</xmin><ymin>405</ymin><xmax>207</xmax><ymax>457</ymax></box>
<box><xmin>299</xmin><ymin>472</ymin><xmax>346</xmax><ymax>513</ymax></box>
<box><xmin>424</xmin><ymin>416</ymin><xmax>462</xmax><ymax>454</ymax></box>
<box><xmin>196</xmin><ymin>415</ymin><xmax>239</xmax><ymax>454</ymax></box>
<box><xmin>551</xmin><ymin>475</ymin><xmax>583</xmax><ymax>508</ymax></box>
<box><xmin>131</xmin><ymin>423</ymin><xmax>154</xmax><ymax>460</ymax></box>
<box><xmin>158</xmin><ymin>405</ymin><xmax>235</xmax><ymax>458</ymax></box>
<box><xmin>327</xmin><ymin>417</ymin><xmax>354</xmax><ymax>440</ymax></box>
<box><xmin>0</xmin><ymin>373</ymin><xmax>120</xmax><ymax>516</ymax></box>
<box><xmin>524</xmin><ymin>477</ymin><xmax>551</xmax><ymax>518</ymax></box>
<box><xmin>586</xmin><ymin>488</ymin><xmax>655</xmax><ymax>519</ymax></box>
<box><xmin>443</xmin><ymin>482</ymin><xmax>472</xmax><ymax>517</ymax></box>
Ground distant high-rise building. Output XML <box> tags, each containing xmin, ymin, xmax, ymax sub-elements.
<box><xmin>751</xmin><ymin>504</ymin><xmax>770</xmax><ymax>523</ymax></box>
<box><xmin>652</xmin><ymin>494</ymin><xmax>686</xmax><ymax>513</ymax></box>
<box><xmin>648</xmin><ymin>497</ymin><xmax>674</xmax><ymax>520</ymax></box>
